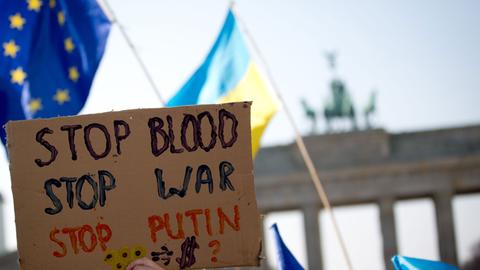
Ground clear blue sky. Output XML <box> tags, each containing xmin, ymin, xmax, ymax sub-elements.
<box><xmin>84</xmin><ymin>0</ymin><xmax>480</xmax><ymax>145</ymax></box>
<box><xmin>1</xmin><ymin>0</ymin><xmax>479</xmax><ymax>268</ymax></box>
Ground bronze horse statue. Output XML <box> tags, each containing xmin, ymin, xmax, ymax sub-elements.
<box><xmin>301</xmin><ymin>98</ymin><xmax>317</xmax><ymax>134</ymax></box>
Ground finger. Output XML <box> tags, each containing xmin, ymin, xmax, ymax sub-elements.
<box><xmin>129</xmin><ymin>267</ymin><xmax>149</xmax><ymax>270</ymax></box>
<box><xmin>126</xmin><ymin>258</ymin><xmax>148</xmax><ymax>270</ymax></box>
<box><xmin>127</xmin><ymin>257</ymin><xmax>163</xmax><ymax>270</ymax></box>
<box><xmin>138</xmin><ymin>257</ymin><xmax>163</xmax><ymax>268</ymax></box>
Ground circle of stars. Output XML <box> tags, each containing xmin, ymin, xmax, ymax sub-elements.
<box><xmin>3</xmin><ymin>0</ymin><xmax>80</xmax><ymax>116</ymax></box>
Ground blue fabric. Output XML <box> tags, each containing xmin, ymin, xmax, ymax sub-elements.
<box><xmin>0</xmin><ymin>0</ymin><xmax>110</xmax><ymax>145</ymax></box>
<box><xmin>392</xmin><ymin>255</ymin><xmax>459</xmax><ymax>270</ymax></box>
<box><xmin>167</xmin><ymin>9</ymin><xmax>250</xmax><ymax>106</ymax></box>
<box><xmin>271</xmin><ymin>223</ymin><xmax>305</xmax><ymax>270</ymax></box>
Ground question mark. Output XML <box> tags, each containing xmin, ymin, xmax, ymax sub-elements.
<box><xmin>208</xmin><ymin>240</ymin><xmax>221</xmax><ymax>262</ymax></box>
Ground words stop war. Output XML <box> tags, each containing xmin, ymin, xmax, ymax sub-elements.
<box><xmin>33</xmin><ymin>108</ymin><xmax>239</xmax><ymax>167</ymax></box>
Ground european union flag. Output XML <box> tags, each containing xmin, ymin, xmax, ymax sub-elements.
<box><xmin>0</xmin><ymin>0</ymin><xmax>111</xmax><ymax>146</ymax></box>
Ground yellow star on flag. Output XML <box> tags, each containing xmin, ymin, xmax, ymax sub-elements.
<box><xmin>3</xmin><ymin>40</ymin><xmax>20</xmax><ymax>58</ymax></box>
<box><xmin>29</xmin><ymin>98</ymin><xmax>42</xmax><ymax>114</ymax></box>
<box><xmin>64</xmin><ymin>37</ymin><xmax>74</xmax><ymax>53</ymax></box>
<box><xmin>27</xmin><ymin>0</ymin><xmax>43</xmax><ymax>12</ymax></box>
<box><xmin>53</xmin><ymin>89</ymin><xmax>70</xmax><ymax>105</ymax></box>
<box><xmin>57</xmin><ymin>11</ymin><xmax>65</xmax><ymax>26</ymax></box>
<box><xmin>9</xmin><ymin>13</ymin><xmax>26</xmax><ymax>30</ymax></box>
<box><xmin>10</xmin><ymin>67</ymin><xmax>27</xmax><ymax>85</ymax></box>
<box><xmin>49</xmin><ymin>0</ymin><xmax>56</xmax><ymax>8</ymax></box>
<box><xmin>68</xmin><ymin>66</ymin><xmax>79</xmax><ymax>82</ymax></box>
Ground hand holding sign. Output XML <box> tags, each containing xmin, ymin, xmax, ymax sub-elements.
<box><xmin>6</xmin><ymin>102</ymin><xmax>261</xmax><ymax>270</ymax></box>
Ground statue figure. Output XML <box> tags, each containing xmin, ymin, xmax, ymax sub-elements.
<box><xmin>323</xmin><ymin>52</ymin><xmax>357</xmax><ymax>131</ymax></box>
<box><xmin>301</xmin><ymin>98</ymin><xmax>317</xmax><ymax>134</ymax></box>
<box><xmin>364</xmin><ymin>90</ymin><xmax>377</xmax><ymax>129</ymax></box>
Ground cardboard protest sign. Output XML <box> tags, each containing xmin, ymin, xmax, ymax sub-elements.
<box><xmin>6</xmin><ymin>102</ymin><xmax>261</xmax><ymax>270</ymax></box>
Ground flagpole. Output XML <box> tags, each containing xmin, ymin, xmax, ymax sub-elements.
<box><xmin>230</xmin><ymin>4</ymin><xmax>354</xmax><ymax>270</ymax></box>
<box><xmin>97</xmin><ymin>0</ymin><xmax>166</xmax><ymax>106</ymax></box>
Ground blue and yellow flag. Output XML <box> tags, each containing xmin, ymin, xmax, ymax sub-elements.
<box><xmin>0</xmin><ymin>0</ymin><xmax>111</xmax><ymax>145</ymax></box>
<box><xmin>167</xmin><ymin>10</ymin><xmax>278</xmax><ymax>156</ymax></box>
<box><xmin>271</xmin><ymin>223</ymin><xmax>305</xmax><ymax>270</ymax></box>
<box><xmin>392</xmin><ymin>255</ymin><xmax>458</xmax><ymax>270</ymax></box>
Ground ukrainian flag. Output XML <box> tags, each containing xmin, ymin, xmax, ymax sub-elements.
<box><xmin>167</xmin><ymin>10</ymin><xmax>278</xmax><ymax>156</ymax></box>
<box><xmin>391</xmin><ymin>256</ymin><xmax>458</xmax><ymax>270</ymax></box>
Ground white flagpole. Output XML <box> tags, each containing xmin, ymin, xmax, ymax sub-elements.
<box><xmin>230</xmin><ymin>3</ymin><xmax>354</xmax><ymax>270</ymax></box>
<box><xmin>97</xmin><ymin>0</ymin><xmax>166</xmax><ymax>106</ymax></box>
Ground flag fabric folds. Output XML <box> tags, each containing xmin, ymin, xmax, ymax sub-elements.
<box><xmin>392</xmin><ymin>255</ymin><xmax>459</xmax><ymax>270</ymax></box>
<box><xmin>167</xmin><ymin>10</ymin><xmax>277</xmax><ymax>156</ymax></box>
<box><xmin>0</xmin><ymin>0</ymin><xmax>111</xmax><ymax>145</ymax></box>
<box><xmin>271</xmin><ymin>223</ymin><xmax>305</xmax><ymax>270</ymax></box>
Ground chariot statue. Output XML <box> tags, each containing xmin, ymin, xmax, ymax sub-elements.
<box><xmin>323</xmin><ymin>52</ymin><xmax>357</xmax><ymax>131</ymax></box>
<box><xmin>301</xmin><ymin>52</ymin><xmax>378</xmax><ymax>133</ymax></box>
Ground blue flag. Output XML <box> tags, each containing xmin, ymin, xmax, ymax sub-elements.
<box><xmin>0</xmin><ymin>0</ymin><xmax>111</xmax><ymax>146</ymax></box>
<box><xmin>392</xmin><ymin>255</ymin><xmax>459</xmax><ymax>270</ymax></box>
<box><xmin>271</xmin><ymin>223</ymin><xmax>305</xmax><ymax>270</ymax></box>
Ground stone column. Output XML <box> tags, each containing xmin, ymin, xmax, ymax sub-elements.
<box><xmin>260</xmin><ymin>215</ymin><xmax>270</xmax><ymax>270</ymax></box>
<box><xmin>379</xmin><ymin>197</ymin><xmax>398</xmax><ymax>270</ymax></box>
<box><xmin>0</xmin><ymin>194</ymin><xmax>5</xmax><ymax>254</ymax></box>
<box><xmin>434</xmin><ymin>191</ymin><xmax>458</xmax><ymax>265</ymax></box>
<box><xmin>303</xmin><ymin>205</ymin><xmax>323</xmax><ymax>270</ymax></box>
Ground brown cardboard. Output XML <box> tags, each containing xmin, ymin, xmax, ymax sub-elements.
<box><xmin>6</xmin><ymin>102</ymin><xmax>261</xmax><ymax>270</ymax></box>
